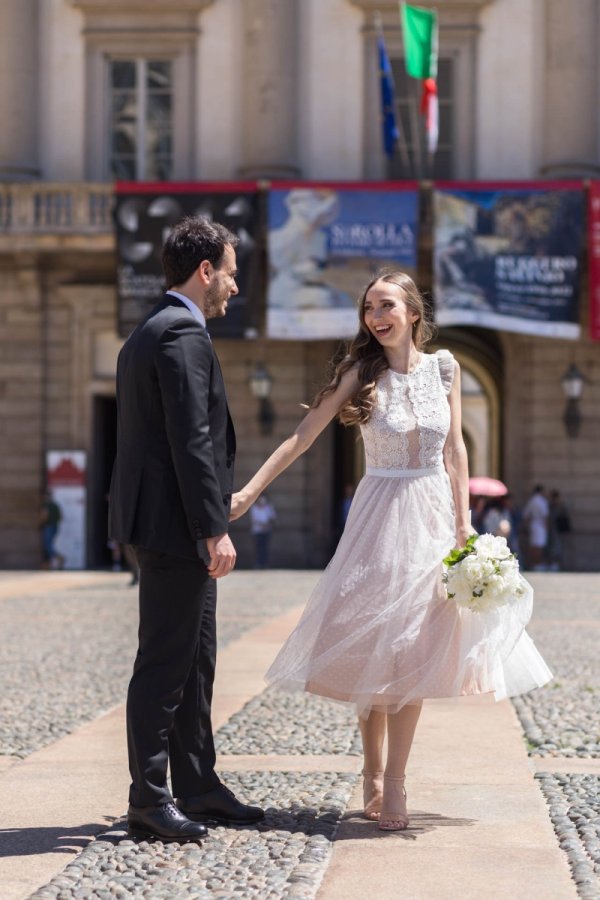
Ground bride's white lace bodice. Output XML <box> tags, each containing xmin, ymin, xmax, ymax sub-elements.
<box><xmin>360</xmin><ymin>350</ymin><xmax>455</xmax><ymax>470</ymax></box>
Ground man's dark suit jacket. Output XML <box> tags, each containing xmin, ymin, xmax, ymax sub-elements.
<box><xmin>109</xmin><ymin>296</ymin><xmax>236</xmax><ymax>561</ymax></box>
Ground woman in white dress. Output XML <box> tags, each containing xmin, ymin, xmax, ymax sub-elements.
<box><xmin>230</xmin><ymin>271</ymin><xmax>552</xmax><ymax>831</ymax></box>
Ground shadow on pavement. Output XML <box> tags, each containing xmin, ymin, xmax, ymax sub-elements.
<box><xmin>333</xmin><ymin>808</ymin><xmax>477</xmax><ymax>841</ymax></box>
<box><xmin>0</xmin><ymin>818</ymin><xmax>118</xmax><ymax>857</ymax></box>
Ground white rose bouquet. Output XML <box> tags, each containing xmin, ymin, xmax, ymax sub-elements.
<box><xmin>443</xmin><ymin>533</ymin><xmax>523</xmax><ymax>613</ymax></box>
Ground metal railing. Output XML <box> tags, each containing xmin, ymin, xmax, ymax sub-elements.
<box><xmin>0</xmin><ymin>183</ymin><xmax>114</xmax><ymax>232</ymax></box>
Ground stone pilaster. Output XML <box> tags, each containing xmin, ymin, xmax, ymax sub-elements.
<box><xmin>542</xmin><ymin>0</ymin><xmax>598</xmax><ymax>170</ymax></box>
<box><xmin>0</xmin><ymin>0</ymin><xmax>39</xmax><ymax>180</ymax></box>
<box><xmin>237</xmin><ymin>0</ymin><xmax>301</xmax><ymax>179</ymax></box>
<box><xmin>0</xmin><ymin>260</ymin><xmax>44</xmax><ymax>566</ymax></box>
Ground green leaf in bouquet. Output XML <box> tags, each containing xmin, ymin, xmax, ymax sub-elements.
<box><xmin>443</xmin><ymin>533</ymin><xmax>478</xmax><ymax>568</ymax></box>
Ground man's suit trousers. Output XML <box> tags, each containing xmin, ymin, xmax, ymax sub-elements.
<box><xmin>126</xmin><ymin>547</ymin><xmax>220</xmax><ymax>807</ymax></box>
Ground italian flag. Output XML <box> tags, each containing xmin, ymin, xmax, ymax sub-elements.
<box><xmin>400</xmin><ymin>2</ymin><xmax>439</xmax><ymax>156</ymax></box>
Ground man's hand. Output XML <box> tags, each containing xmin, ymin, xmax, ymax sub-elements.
<box><xmin>205</xmin><ymin>533</ymin><xmax>236</xmax><ymax>578</ymax></box>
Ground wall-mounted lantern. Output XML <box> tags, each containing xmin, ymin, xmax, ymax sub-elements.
<box><xmin>561</xmin><ymin>363</ymin><xmax>585</xmax><ymax>438</ymax></box>
<box><xmin>249</xmin><ymin>363</ymin><xmax>275</xmax><ymax>435</ymax></box>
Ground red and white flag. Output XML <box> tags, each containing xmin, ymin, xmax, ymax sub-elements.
<box><xmin>421</xmin><ymin>76</ymin><xmax>438</xmax><ymax>156</ymax></box>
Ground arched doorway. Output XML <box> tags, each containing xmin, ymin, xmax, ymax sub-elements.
<box><xmin>460</xmin><ymin>367</ymin><xmax>491</xmax><ymax>476</ymax></box>
<box><xmin>435</xmin><ymin>326</ymin><xmax>503</xmax><ymax>478</ymax></box>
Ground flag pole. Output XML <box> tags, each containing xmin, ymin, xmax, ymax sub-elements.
<box><xmin>400</xmin><ymin>0</ymin><xmax>437</xmax><ymax>178</ymax></box>
<box><xmin>399</xmin><ymin>1</ymin><xmax>421</xmax><ymax>179</ymax></box>
<box><xmin>374</xmin><ymin>11</ymin><xmax>411</xmax><ymax>172</ymax></box>
<box><xmin>409</xmin><ymin>77</ymin><xmax>423</xmax><ymax>179</ymax></box>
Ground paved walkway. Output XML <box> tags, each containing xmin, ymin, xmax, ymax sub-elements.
<box><xmin>1</xmin><ymin>571</ymin><xmax>596</xmax><ymax>899</ymax></box>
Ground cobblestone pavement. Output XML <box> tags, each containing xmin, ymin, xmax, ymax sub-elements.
<box><xmin>4</xmin><ymin>571</ymin><xmax>600</xmax><ymax>898</ymax></box>
<box><xmin>215</xmin><ymin>689</ymin><xmax>363</xmax><ymax>757</ymax></box>
<box><xmin>0</xmin><ymin>572</ymin><xmax>315</xmax><ymax>759</ymax></box>
<box><xmin>537</xmin><ymin>773</ymin><xmax>600</xmax><ymax>900</ymax></box>
<box><xmin>514</xmin><ymin>573</ymin><xmax>600</xmax><ymax>899</ymax></box>
<box><xmin>513</xmin><ymin>574</ymin><xmax>600</xmax><ymax>759</ymax></box>
<box><xmin>29</xmin><ymin>769</ymin><xmax>359</xmax><ymax>900</ymax></box>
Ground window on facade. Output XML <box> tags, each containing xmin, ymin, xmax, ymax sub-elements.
<box><xmin>109</xmin><ymin>59</ymin><xmax>173</xmax><ymax>181</ymax></box>
<box><xmin>388</xmin><ymin>58</ymin><xmax>454</xmax><ymax>180</ymax></box>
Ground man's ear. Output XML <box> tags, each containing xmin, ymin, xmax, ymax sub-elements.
<box><xmin>198</xmin><ymin>259</ymin><xmax>212</xmax><ymax>285</ymax></box>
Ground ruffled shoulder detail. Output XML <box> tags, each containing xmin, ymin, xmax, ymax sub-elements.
<box><xmin>435</xmin><ymin>349</ymin><xmax>456</xmax><ymax>395</ymax></box>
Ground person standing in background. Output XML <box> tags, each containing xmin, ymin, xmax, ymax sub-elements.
<box><xmin>547</xmin><ymin>490</ymin><xmax>570</xmax><ymax>571</ymax></box>
<box><xmin>39</xmin><ymin>490</ymin><xmax>64</xmax><ymax>570</ymax></box>
<box><xmin>249</xmin><ymin>494</ymin><xmax>277</xmax><ymax>569</ymax></box>
<box><xmin>522</xmin><ymin>484</ymin><xmax>550</xmax><ymax>571</ymax></box>
<box><xmin>470</xmin><ymin>495</ymin><xmax>487</xmax><ymax>534</ymax></box>
<box><xmin>502</xmin><ymin>493</ymin><xmax>521</xmax><ymax>557</ymax></box>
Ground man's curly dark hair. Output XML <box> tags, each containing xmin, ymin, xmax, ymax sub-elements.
<box><xmin>162</xmin><ymin>216</ymin><xmax>239</xmax><ymax>288</ymax></box>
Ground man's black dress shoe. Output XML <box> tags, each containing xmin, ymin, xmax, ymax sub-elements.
<box><xmin>127</xmin><ymin>801</ymin><xmax>208</xmax><ymax>842</ymax></box>
<box><xmin>177</xmin><ymin>784</ymin><xmax>265</xmax><ymax>826</ymax></box>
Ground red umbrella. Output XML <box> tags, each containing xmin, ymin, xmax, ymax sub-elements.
<box><xmin>468</xmin><ymin>476</ymin><xmax>508</xmax><ymax>497</ymax></box>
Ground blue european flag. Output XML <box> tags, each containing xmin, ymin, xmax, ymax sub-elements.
<box><xmin>377</xmin><ymin>32</ymin><xmax>400</xmax><ymax>158</ymax></box>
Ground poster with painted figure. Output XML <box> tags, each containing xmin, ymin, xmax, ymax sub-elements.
<box><xmin>266</xmin><ymin>183</ymin><xmax>419</xmax><ymax>339</ymax></box>
<box><xmin>433</xmin><ymin>182</ymin><xmax>585</xmax><ymax>339</ymax></box>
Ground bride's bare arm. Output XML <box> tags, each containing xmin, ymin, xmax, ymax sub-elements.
<box><xmin>230</xmin><ymin>367</ymin><xmax>359</xmax><ymax>520</ymax></box>
<box><xmin>442</xmin><ymin>362</ymin><xmax>471</xmax><ymax>547</ymax></box>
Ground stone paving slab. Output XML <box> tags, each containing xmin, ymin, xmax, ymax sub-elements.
<box><xmin>320</xmin><ymin>696</ymin><xmax>576</xmax><ymax>900</ymax></box>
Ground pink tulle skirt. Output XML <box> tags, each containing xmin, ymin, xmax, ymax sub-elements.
<box><xmin>265</xmin><ymin>468</ymin><xmax>552</xmax><ymax>717</ymax></box>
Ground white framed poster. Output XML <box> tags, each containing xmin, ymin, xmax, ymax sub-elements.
<box><xmin>46</xmin><ymin>451</ymin><xmax>87</xmax><ymax>570</ymax></box>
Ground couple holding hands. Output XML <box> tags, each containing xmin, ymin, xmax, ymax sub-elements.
<box><xmin>109</xmin><ymin>217</ymin><xmax>551</xmax><ymax>843</ymax></box>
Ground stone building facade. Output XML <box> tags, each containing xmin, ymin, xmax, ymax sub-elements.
<box><xmin>0</xmin><ymin>0</ymin><xmax>599</xmax><ymax>570</ymax></box>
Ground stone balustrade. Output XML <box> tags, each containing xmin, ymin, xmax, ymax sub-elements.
<box><xmin>0</xmin><ymin>183</ymin><xmax>113</xmax><ymax>233</ymax></box>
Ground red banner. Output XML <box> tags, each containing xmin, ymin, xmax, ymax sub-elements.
<box><xmin>589</xmin><ymin>182</ymin><xmax>600</xmax><ymax>341</ymax></box>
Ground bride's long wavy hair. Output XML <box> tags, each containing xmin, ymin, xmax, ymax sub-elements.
<box><xmin>311</xmin><ymin>270</ymin><xmax>435</xmax><ymax>426</ymax></box>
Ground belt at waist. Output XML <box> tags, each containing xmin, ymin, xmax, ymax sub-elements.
<box><xmin>365</xmin><ymin>464</ymin><xmax>445</xmax><ymax>478</ymax></box>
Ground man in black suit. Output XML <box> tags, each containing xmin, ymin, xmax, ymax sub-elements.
<box><xmin>109</xmin><ymin>217</ymin><xmax>263</xmax><ymax>842</ymax></box>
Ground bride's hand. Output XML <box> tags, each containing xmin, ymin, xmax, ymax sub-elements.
<box><xmin>455</xmin><ymin>525</ymin><xmax>475</xmax><ymax>549</ymax></box>
<box><xmin>229</xmin><ymin>491</ymin><xmax>251</xmax><ymax>521</ymax></box>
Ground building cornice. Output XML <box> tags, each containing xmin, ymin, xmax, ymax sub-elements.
<box><xmin>347</xmin><ymin>0</ymin><xmax>494</xmax><ymax>11</ymax></box>
<box><xmin>71</xmin><ymin>0</ymin><xmax>213</xmax><ymax>11</ymax></box>
<box><xmin>71</xmin><ymin>0</ymin><xmax>213</xmax><ymax>34</ymax></box>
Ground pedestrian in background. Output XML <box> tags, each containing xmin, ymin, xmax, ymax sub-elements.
<box><xmin>547</xmin><ymin>489</ymin><xmax>570</xmax><ymax>571</ymax></box>
<box><xmin>522</xmin><ymin>484</ymin><xmax>550</xmax><ymax>571</ymax></box>
<box><xmin>107</xmin><ymin>540</ymin><xmax>140</xmax><ymax>586</ymax></box>
<box><xmin>39</xmin><ymin>490</ymin><xmax>64</xmax><ymax>570</ymax></box>
<box><xmin>249</xmin><ymin>494</ymin><xmax>276</xmax><ymax>569</ymax></box>
<box><xmin>482</xmin><ymin>497</ymin><xmax>510</xmax><ymax>540</ymax></box>
<box><xmin>502</xmin><ymin>493</ymin><xmax>522</xmax><ymax>557</ymax></box>
<box><xmin>470</xmin><ymin>495</ymin><xmax>487</xmax><ymax>533</ymax></box>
